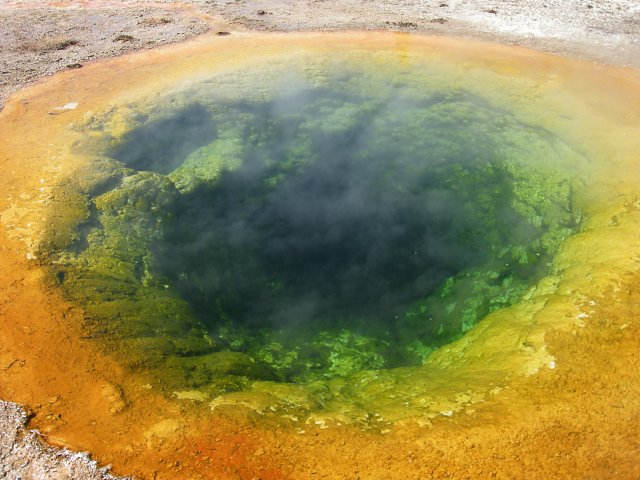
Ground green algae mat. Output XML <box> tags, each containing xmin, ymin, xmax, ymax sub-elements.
<box><xmin>4</xmin><ymin>32</ymin><xmax>640</xmax><ymax>425</ymax></box>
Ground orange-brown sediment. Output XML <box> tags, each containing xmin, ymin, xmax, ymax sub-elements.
<box><xmin>1</xmin><ymin>32</ymin><xmax>640</xmax><ymax>478</ymax></box>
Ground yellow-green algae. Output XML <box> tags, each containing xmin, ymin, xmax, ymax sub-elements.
<box><xmin>3</xmin><ymin>32</ymin><xmax>640</xmax><ymax>426</ymax></box>
<box><xmin>50</xmin><ymin>53</ymin><xmax>583</xmax><ymax>396</ymax></box>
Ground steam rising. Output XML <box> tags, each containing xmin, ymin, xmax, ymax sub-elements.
<box><xmin>121</xmin><ymin>82</ymin><xmax>535</xmax><ymax>336</ymax></box>
<box><xmin>111</xmin><ymin>104</ymin><xmax>216</xmax><ymax>174</ymax></box>
<box><xmin>92</xmin><ymin>62</ymin><xmax>581</xmax><ymax>381</ymax></box>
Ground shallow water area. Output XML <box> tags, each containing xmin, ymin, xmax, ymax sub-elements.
<box><xmin>1</xmin><ymin>32</ymin><xmax>640</xmax><ymax>479</ymax></box>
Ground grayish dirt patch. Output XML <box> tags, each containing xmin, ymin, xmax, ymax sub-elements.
<box><xmin>0</xmin><ymin>7</ymin><xmax>210</xmax><ymax>111</ymax></box>
<box><xmin>0</xmin><ymin>401</ymin><xmax>128</xmax><ymax>479</ymax></box>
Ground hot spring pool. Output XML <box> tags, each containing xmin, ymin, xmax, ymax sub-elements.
<box><xmin>1</xmin><ymin>31</ymin><xmax>640</xmax><ymax>479</ymax></box>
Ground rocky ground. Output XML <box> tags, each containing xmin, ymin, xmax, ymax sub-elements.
<box><xmin>0</xmin><ymin>3</ymin><xmax>212</xmax><ymax>111</ymax></box>
<box><xmin>0</xmin><ymin>1</ymin><xmax>639</xmax><ymax>479</ymax></box>
<box><xmin>0</xmin><ymin>401</ymin><xmax>127</xmax><ymax>479</ymax></box>
<box><xmin>1</xmin><ymin>0</ymin><xmax>639</xmax><ymax>112</ymax></box>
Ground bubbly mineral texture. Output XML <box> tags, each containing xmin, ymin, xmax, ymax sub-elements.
<box><xmin>42</xmin><ymin>57</ymin><xmax>585</xmax><ymax>413</ymax></box>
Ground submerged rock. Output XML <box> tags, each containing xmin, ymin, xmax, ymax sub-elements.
<box><xmin>101</xmin><ymin>382</ymin><xmax>128</xmax><ymax>414</ymax></box>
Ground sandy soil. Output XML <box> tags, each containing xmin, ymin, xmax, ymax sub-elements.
<box><xmin>1</xmin><ymin>1</ymin><xmax>640</xmax><ymax>479</ymax></box>
<box><xmin>0</xmin><ymin>3</ymin><xmax>216</xmax><ymax>111</ymax></box>
<box><xmin>1</xmin><ymin>0</ymin><xmax>639</xmax><ymax>112</ymax></box>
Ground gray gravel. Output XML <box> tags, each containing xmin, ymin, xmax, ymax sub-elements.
<box><xmin>0</xmin><ymin>6</ymin><xmax>210</xmax><ymax>111</ymax></box>
<box><xmin>1</xmin><ymin>0</ymin><xmax>639</xmax><ymax>112</ymax></box>
<box><xmin>0</xmin><ymin>401</ymin><xmax>128</xmax><ymax>480</ymax></box>
<box><xmin>196</xmin><ymin>0</ymin><xmax>640</xmax><ymax>67</ymax></box>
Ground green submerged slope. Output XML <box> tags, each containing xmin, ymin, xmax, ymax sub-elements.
<box><xmin>41</xmin><ymin>59</ymin><xmax>585</xmax><ymax>416</ymax></box>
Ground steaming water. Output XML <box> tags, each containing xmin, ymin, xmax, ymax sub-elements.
<box><xmin>51</xmin><ymin>51</ymin><xmax>587</xmax><ymax>401</ymax></box>
<box><xmin>102</xmin><ymin>75</ymin><xmax>581</xmax><ymax>385</ymax></box>
<box><xmin>3</xmin><ymin>32</ymin><xmax>640</xmax><ymax>478</ymax></box>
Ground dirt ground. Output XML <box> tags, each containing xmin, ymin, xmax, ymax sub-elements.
<box><xmin>1</xmin><ymin>0</ymin><xmax>639</xmax><ymax>112</ymax></box>
<box><xmin>1</xmin><ymin>1</ymin><xmax>640</xmax><ymax>479</ymax></box>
